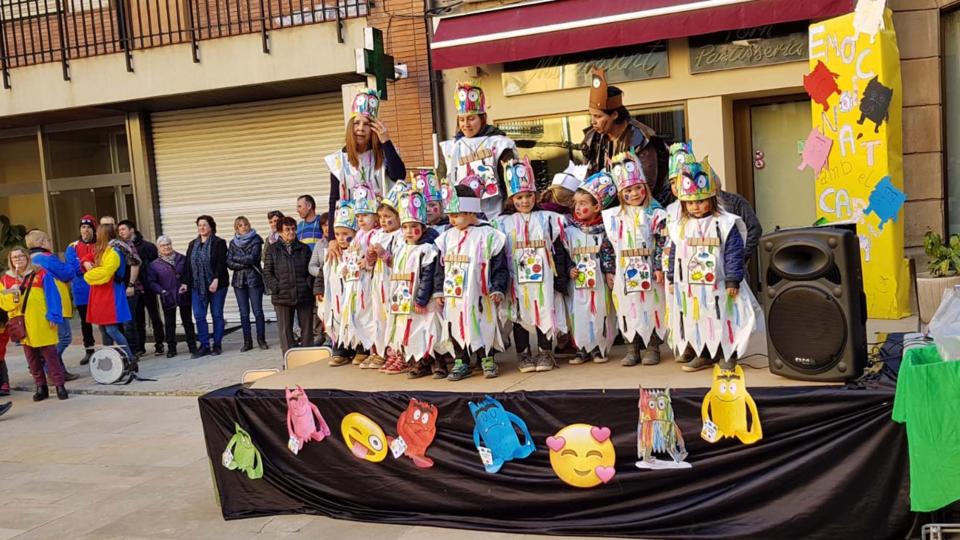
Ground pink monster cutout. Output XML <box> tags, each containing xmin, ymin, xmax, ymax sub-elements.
<box><xmin>285</xmin><ymin>385</ymin><xmax>331</xmax><ymax>453</ymax></box>
<box><xmin>803</xmin><ymin>61</ymin><xmax>841</xmax><ymax>112</ymax></box>
<box><xmin>797</xmin><ymin>128</ymin><xmax>833</xmax><ymax>175</ymax></box>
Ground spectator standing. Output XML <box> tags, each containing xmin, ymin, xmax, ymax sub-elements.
<box><xmin>119</xmin><ymin>220</ymin><xmax>165</xmax><ymax>356</ymax></box>
<box><xmin>26</xmin><ymin>230</ymin><xmax>79</xmax><ymax>382</ymax></box>
<box><xmin>101</xmin><ymin>216</ymin><xmax>142</xmax><ymax>357</ymax></box>
<box><xmin>83</xmin><ymin>224</ymin><xmax>136</xmax><ymax>369</ymax></box>
<box><xmin>184</xmin><ymin>215</ymin><xmax>229</xmax><ymax>358</ymax></box>
<box><xmin>146</xmin><ymin>236</ymin><xmax>197</xmax><ymax>358</ymax></box>
<box><xmin>1</xmin><ymin>247</ymin><xmax>69</xmax><ymax>400</ymax></box>
<box><xmin>296</xmin><ymin>195</ymin><xmax>323</xmax><ymax>252</ymax></box>
<box><xmin>264</xmin><ymin>216</ymin><xmax>313</xmax><ymax>354</ymax></box>
<box><xmin>227</xmin><ymin>216</ymin><xmax>267</xmax><ymax>352</ymax></box>
<box><xmin>65</xmin><ymin>214</ymin><xmax>98</xmax><ymax>365</ymax></box>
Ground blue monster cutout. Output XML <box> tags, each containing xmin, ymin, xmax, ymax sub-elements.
<box><xmin>864</xmin><ymin>176</ymin><xmax>906</xmax><ymax>230</ymax></box>
<box><xmin>469</xmin><ymin>395</ymin><xmax>536</xmax><ymax>473</ymax></box>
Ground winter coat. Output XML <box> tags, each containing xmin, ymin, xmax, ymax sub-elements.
<box><xmin>226</xmin><ymin>235</ymin><xmax>264</xmax><ymax>290</ymax></box>
<box><xmin>65</xmin><ymin>238</ymin><xmax>96</xmax><ymax>305</ymax></box>
<box><xmin>0</xmin><ymin>268</ymin><xmax>63</xmax><ymax>347</ymax></box>
<box><xmin>132</xmin><ymin>233</ymin><xmax>159</xmax><ymax>292</ymax></box>
<box><xmin>719</xmin><ymin>190</ymin><xmax>762</xmax><ymax>259</ymax></box>
<box><xmin>183</xmin><ymin>235</ymin><xmax>229</xmax><ymax>293</ymax></box>
<box><xmin>84</xmin><ymin>247</ymin><xmax>132</xmax><ymax>325</ymax></box>
<box><xmin>30</xmin><ymin>248</ymin><xmax>74</xmax><ymax>319</ymax></box>
<box><xmin>147</xmin><ymin>254</ymin><xmax>190</xmax><ymax>309</ymax></box>
<box><xmin>263</xmin><ymin>240</ymin><xmax>314</xmax><ymax>306</ymax></box>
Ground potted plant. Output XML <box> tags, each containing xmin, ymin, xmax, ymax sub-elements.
<box><xmin>916</xmin><ymin>231</ymin><xmax>960</xmax><ymax>323</ymax></box>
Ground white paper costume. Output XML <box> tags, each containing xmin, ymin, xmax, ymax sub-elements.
<box><xmin>368</xmin><ymin>182</ymin><xmax>407</xmax><ymax>355</ymax></box>
<box><xmin>386</xmin><ymin>191</ymin><xmax>442</xmax><ymax>362</ymax></box>
<box><xmin>602</xmin><ymin>151</ymin><xmax>668</xmax><ymax>345</ymax></box>
<box><xmin>496</xmin><ymin>158</ymin><xmax>568</xmax><ymax>340</ymax></box>
<box><xmin>667</xmin><ymin>157</ymin><xmax>758</xmax><ymax>359</ymax></box>
<box><xmin>321</xmin><ymin>202</ymin><xmax>357</xmax><ymax>348</ymax></box>
<box><xmin>439</xmin><ymin>82</ymin><xmax>517</xmax><ymax>222</ymax></box>
<box><xmin>338</xmin><ymin>193</ymin><xmax>380</xmax><ymax>351</ymax></box>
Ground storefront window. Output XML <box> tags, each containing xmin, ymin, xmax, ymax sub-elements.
<box><xmin>0</xmin><ymin>136</ymin><xmax>46</xmax><ymax>234</ymax></box>
<box><xmin>46</xmin><ymin>126</ymin><xmax>130</xmax><ymax>179</ymax></box>
<box><xmin>496</xmin><ymin>104</ymin><xmax>686</xmax><ymax>189</ymax></box>
<box><xmin>945</xmin><ymin>10</ymin><xmax>960</xmax><ymax>234</ymax></box>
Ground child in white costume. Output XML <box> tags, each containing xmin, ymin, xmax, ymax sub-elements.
<box><xmin>380</xmin><ymin>190</ymin><xmax>444</xmax><ymax>377</ymax></box>
<box><xmin>564</xmin><ymin>171</ymin><xmax>619</xmax><ymax>364</ymax></box>
<box><xmin>409</xmin><ymin>168</ymin><xmax>450</xmax><ymax>234</ymax></box>
<box><xmin>600</xmin><ymin>150</ymin><xmax>668</xmax><ymax>367</ymax></box>
<box><xmin>435</xmin><ymin>184</ymin><xmax>511</xmax><ymax>381</ymax></box>
<box><xmin>665</xmin><ymin>156</ymin><xmax>758</xmax><ymax>372</ymax></box>
<box><xmin>495</xmin><ymin>157</ymin><xmax>572</xmax><ymax>374</ymax></box>
<box><xmin>367</xmin><ymin>182</ymin><xmax>407</xmax><ymax>368</ymax></box>
<box><xmin>322</xmin><ymin>202</ymin><xmax>357</xmax><ymax>367</ymax></box>
<box><xmin>663</xmin><ymin>142</ymin><xmax>694</xmax><ymax>358</ymax></box>
<box><xmin>339</xmin><ymin>185</ymin><xmax>380</xmax><ymax>367</ymax></box>
<box><xmin>438</xmin><ymin>83</ymin><xmax>517</xmax><ymax>222</ymax></box>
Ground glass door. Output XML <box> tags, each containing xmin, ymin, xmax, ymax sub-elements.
<box><xmin>49</xmin><ymin>187</ymin><xmax>124</xmax><ymax>251</ymax></box>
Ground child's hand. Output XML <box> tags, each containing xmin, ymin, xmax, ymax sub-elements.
<box><xmin>364</xmin><ymin>250</ymin><xmax>377</xmax><ymax>265</ymax></box>
<box><xmin>414</xmin><ymin>304</ymin><xmax>427</xmax><ymax>314</ymax></box>
<box><xmin>569</xmin><ymin>268</ymin><xmax>579</xmax><ymax>280</ymax></box>
<box><xmin>654</xmin><ymin>270</ymin><xmax>664</xmax><ymax>285</ymax></box>
<box><xmin>316</xmin><ymin>294</ymin><xmax>323</xmax><ymax>302</ymax></box>
<box><xmin>489</xmin><ymin>292</ymin><xmax>504</xmax><ymax>305</ymax></box>
<box><xmin>437</xmin><ymin>297</ymin><xmax>445</xmax><ymax>307</ymax></box>
<box><xmin>605</xmin><ymin>273</ymin><xmax>615</xmax><ymax>289</ymax></box>
<box><xmin>325</xmin><ymin>243</ymin><xmax>342</xmax><ymax>262</ymax></box>
<box><xmin>727</xmin><ymin>287</ymin><xmax>739</xmax><ymax>298</ymax></box>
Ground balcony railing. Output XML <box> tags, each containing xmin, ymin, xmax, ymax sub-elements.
<box><xmin>0</xmin><ymin>0</ymin><xmax>368</xmax><ymax>88</ymax></box>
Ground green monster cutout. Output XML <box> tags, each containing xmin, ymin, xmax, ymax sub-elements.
<box><xmin>222</xmin><ymin>423</ymin><xmax>264</xmax><ymax>480</ymax></box>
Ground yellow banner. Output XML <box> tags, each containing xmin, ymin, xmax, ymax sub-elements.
<box><xmin>807</xmin><ymin>9</ymin><xmax>910</xmax><ymax>319</ymax></box>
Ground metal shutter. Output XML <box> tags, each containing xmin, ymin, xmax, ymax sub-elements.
<box><xmin>152</xmin><ymin>93</ymin><xmax>343</xmax><ymax>323</ymax></box>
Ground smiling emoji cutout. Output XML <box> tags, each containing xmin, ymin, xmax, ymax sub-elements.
<box><xmin>546</xmin><ymin>424</ymin><xmax>616</xmax><ymax>488</ymax></box>
<box><xmin>340</xmin><ymin>412</ymin><xmax>388</xmax><ymax>463</ymax></box>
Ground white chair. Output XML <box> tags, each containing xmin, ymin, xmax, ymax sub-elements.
<box><xmin>241</xmin><ymin>368</ymin><xmax>280</xmax><ymax>385</ymax></box>
<box><xmin>283</xmin><ymin>346</ymin><xmax>333</xmax><ymax>371</ymax></box>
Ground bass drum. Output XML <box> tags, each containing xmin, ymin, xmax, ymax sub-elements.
<box><xmin>89</xmin><ymin>346</ymin><xmax>132</xmax><ymax>385</ymax></box>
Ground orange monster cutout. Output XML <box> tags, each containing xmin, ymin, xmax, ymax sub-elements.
<box><xmin>394</xmin><ymin>398</ymin><xmax>438</xmax><ymax>468</ymax></box>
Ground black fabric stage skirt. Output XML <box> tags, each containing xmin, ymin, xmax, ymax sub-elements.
<box><xmin>199</xmin><ymin>358</ymin><xmax>910</xmax><ymax>539</ymax></box>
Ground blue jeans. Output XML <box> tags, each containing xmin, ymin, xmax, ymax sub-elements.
<box><xmin>56</xmin><ymin>318</ymin><xmax>72</xmax><ymax>358</ymax></box>
<box><xmin>192</xmin><ymin>287</ymin><xmax>227</xmax><ymax>348</ymax></box>
<box><xmin>100</xmin><ymin>324</ymin><xmax>135</xmax><ymax>361</ymax></box>
<box><xmin>234</xmin><ymin>285</ymin><xmax>265</xmax><ymax>340</ymax></box>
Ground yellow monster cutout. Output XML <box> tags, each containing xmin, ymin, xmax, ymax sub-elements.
<box><xmin>701</xmin><ymin>364</ymin><xmax>762</xmax><ymax>445</ymax></box>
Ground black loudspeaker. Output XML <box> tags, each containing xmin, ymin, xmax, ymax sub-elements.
<box><xmin>759</xmin><ymin>227</ymin><xmax>867</xmax><ymax>381</ymax></box>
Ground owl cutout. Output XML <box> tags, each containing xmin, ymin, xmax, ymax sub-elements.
<box><xmin>352</xmin><ymin>183</ymin><xmax>379</xmax><ymax>215</ymax></box>
<box><xmin>381</xmin><ymin>180</ymin><xmax>409</xmax><ymax>212</ymax></box>
<box><xmin>504</xmin><ymin>157</ymin><xmax>536</xmax><ymax>198</ymax></box>
<box><xmin>333</xmin><ymin>201</ymin><xmax>357</xmax><ymax>231</ymax></box>
<box><xmin>701</xmin><ymin>364</ymin><xmax>762</xmax><ymax>445</ymax></box>
<box><xmin>399</xmin><ymin>191</ymin><xmax>427</xmax><ymax>225</ymax></box>
<box><xmin>608</xmin><ymin>150</ymin><xmax>646</xmax><ymax>192</ymax></box>
<box><xmin>459</xmin><ymin>174</ymin><xmax>485</xmax><ymax>199</ymax></box>
<box><xmin>409</xmin><ymin>168</ymin><xmax>441</xmax><ymax>203</ymax></box>
<box><xmin>677</xmin><ymin>157</ymin><xmax>719</xmax><ymax>202</ymax></box>
<box><xmin>588</xmin><ymin>66</ymin><xmax>622</xmax><ymax>110</ymax></box>
<box><xmin>455</xmin><ymin>82</ymin><xmax>486</xmax><ymax>116</ymax></box>
<box><xmin>351</xmin><ymin>88</ymin><xmax>381</xmax><ymax>119</ymax></box>
<box><xmin>390</xmin><ymin>399</ymin><xmax>439</xmax><ymax>468</ymax></box>
<box><xmin>580</xmin><ymin>171</ymin><xmax>618</xmax><ymax>210</ymax></box>
<box><xmin>636</xmin><ymin>387</ymin><xmax>691</xmax><ymax>470</ymax></box>
<box><xmin>668</xmin><ymin>142</ymin><xmax>695</xmax><ymax>181</ymax></box>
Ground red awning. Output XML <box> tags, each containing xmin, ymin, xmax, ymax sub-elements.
<box><xmin>430</xmin><ymin>0</ymin><xmax>852</xmax><ymax>70</ymax></box>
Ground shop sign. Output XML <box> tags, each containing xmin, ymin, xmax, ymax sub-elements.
<box><xmin>689</xmin><ymin>23</ymin><xmax>808</xmax><ymax>74</ymax></box>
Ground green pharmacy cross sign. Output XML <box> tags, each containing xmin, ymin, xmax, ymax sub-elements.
<box><xmin>356</xmin><ymin>27</ymin><xmax>396</xmax><ymax>100</ymax></box>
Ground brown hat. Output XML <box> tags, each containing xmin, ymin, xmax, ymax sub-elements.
<box><xmin>589</xmin><ymin>67</ymin><xmax>623</xmax><ymax>111</ymax></box>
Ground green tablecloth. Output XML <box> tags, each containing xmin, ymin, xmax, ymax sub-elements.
<box><xmin>892</xmin><ymin>345</ymin><xmax>960</xmax><ymax>512</ymax></box>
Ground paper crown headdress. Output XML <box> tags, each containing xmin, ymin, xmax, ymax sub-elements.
<box><xmin>504</xmin><ymin>157</ymin><xmax>537</xmax><ymax>198</ymax></box>
<box><xmin>351</xmin><ymin>88</ymin><xmax>381</xmax><ymax>119</ymax></box>
<box><xmin>333</xmin><ymin>200</ymin><xmax>358</xmax><ymax>231</ymax></box>
<box><xmin>668</xmin><ymin>141</ymin><xmax>695</xmax><ymax>181</ymax></box>
<box><xmin>442</xmin><ymin>181</ymin><xmax>482</xmax><ymax>214</ymax></box>
<box><xmin>409</xmin><ymin>168</ymin><xmax>442</xmax><ymax>204</ymax></box>
<box><xmin>551</xmin><ymin>161</ymin><xmax>589</xmax><ymax>193</ymax></box>
<box><xmin>579</xmin><ymin>171</ymin><xmax>618</xmax><ymax>209</ymax></box>
<box><xmin>588</xmin><ymin>67</ymin><xmax>623</xmax><ymax>111</ymax></box>
<box><xmin>455</xmin><ymin>82</ymin><xmax>486</xmax><ymax>116</ymax></box>
<box><xmin>678</xmin><ymin>156</ymin><xmax>720</xmax><ymax>202</ymax></box>
<box><xmin>459</xmin><ymin>174</ymin><xmax>485</xmax><ymax>199</ymax></box>
<box><xmin>609</xmin><ymin>150</ymin><xmax>646</xmax><ymax>192</ymax></box>
<box><xmin>352</xmin><ymin>183</ymin><xmax>379</xmax><ymax>215</ymax></box>
<box><xmin>379</xmin><ymin>180</ymin><xmax>408</xmax><ymax>212</ymax></box>
<box><xmin>399</xmin><ymin>191</ymin><xmax>427</xmax><ymax>225</ymax></box>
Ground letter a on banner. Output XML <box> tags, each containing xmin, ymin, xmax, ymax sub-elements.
<box><xmin>805</xmin><ymin>1</ymin><xmax>910</xmax><ymax>319</ymax></box>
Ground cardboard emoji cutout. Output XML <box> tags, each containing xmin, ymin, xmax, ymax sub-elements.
<box><xmin>547</xmin><ymin>424</ymin><xmax>616</xmax><ymax>488</ymax></box>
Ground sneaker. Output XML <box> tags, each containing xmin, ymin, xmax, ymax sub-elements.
<box><xmin>676</xmin><ymin>349</ymin><xmax>695</xmax><ymax>363</ymax></box>
<box><xmin>641</xmin><ymin>347</ymin><xmax>661</xmax><ymax>366</ymax></box>
<box><xmin>682</xmin><ymin>356</ymin><xmax>714</xmax><ymax>372</ymax></box>
<box><xmin>383</xmin><ymin>359</ymin><xmax>407</xmax><ymax>375</ymax></box>
<box><xmin>361</xmin><ymin>355</ymin><xmax>385</xmax><ymax>370</ymax></box>
<box><xmin>518</xmin><ymin>352</ymin><xmax>537</xmax><ymax>373</ymax></box>
<box><xmin>621</xmin><ymin>349</ymin><xmax>640</xmax><ymax>367</ymax></box>
<box><xmin>407</xmin><ymin>361</ymin><xmax>431</xmax><ymax>379</ymax></box>
<box><xmin>535</xmin><ymin>352</ymin><xmax>556</xmax><ymax>372</ymax></box>
<box><xmin>379</xmin><ymin>355</ymin><xmax>402</xmax><ymax>374</ymax></box>
<box><xmin>593</xmin><ymin>353</ymin><xmax>609</xmax><ymax>364</ymax></box>
<box><xmin>352</xmin><ymin>353</ymin><xmax>369</xmax><ymax>366</ymax></box>
<box><xmin>447</xmin><ymin>359</ymin><xmax>472</xmax><ymax>381</ymax></box>
<box><xmin>481</xmin><ymin>356</ymin><xmax>499</xmax><ymax>379</ymax></box>
<box><xmin>570</xmin><ymin>352</ymin><xmax>590</xmax><ymax>365</ymax></box>
<box><xmin>328</xmin><ymin>355</ymin><xmax>351</xmax><ymax>367</ymax></box>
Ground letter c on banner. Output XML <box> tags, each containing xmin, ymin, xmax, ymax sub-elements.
<box><xmin>819</xmin><ymin>187</ymin><xmax>837</xmax><ymax>215</ymax></box>
<box><xmin>856</xmin><ymin>48</ymin><xmax>875</xmax><ymax>80</ymax></box>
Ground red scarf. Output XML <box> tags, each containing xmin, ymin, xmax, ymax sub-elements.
<box><xmin>574</xmin><ymin>213</ymin><xmax>603</xmax><ymax>227</ymax></box>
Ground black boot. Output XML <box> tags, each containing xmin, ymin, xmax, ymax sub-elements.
<box><xmin>63</xmin><ymin>370</ymin><xmax>79</xmax><ymax>382</ymax></box>
<box><xmin>240</xmin><ymin>336</ymin><xmax>253</xmax><ymax>353</ymax></box>
<box><xmin>211</xmin><ymin>344</ymin><xmax>222</xmax><ymax>356</ymax></box>
<box><xmin>33</xmin><ymin>385</ymin><xmax>49</xmax><ymax>402</ymax></box>
<box><xmin>80</xmin><ymin>349</ymin><xmax>93</xmax><ymax>366</ymax></box>
<box><xmin>257</xmin><ymin>337</ymin><xmax>269</xmax><ymax>350</ymax></box>
<box><xmin>0</xmin><ymin>360</ymin><xmax>9</xmax><ymax>396</ymax></box>
<box><xmin>56</xmin><ymin>385</ymin><xmax>68</xmax><ymax>400</ymax></box>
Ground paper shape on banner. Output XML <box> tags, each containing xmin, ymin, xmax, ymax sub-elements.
<box><xmin>853</xmin><ymin>0</ymin><xmax>886</xmax><ymax>42</ymax></box>
<box><xmin>858</xmin><ymin>76</ymin><xmax>893</xmax><ymax>133</ymax></box>
<box><xmin>701</xmin><ymin>364</ymin><xmax>763</xmax><ymax>445</ymax></box>
<box><xmin>797</xmin><ymin>128</ymin><xmax>833</xmax><ymax>175</ymax></box>
<box><xmin>285</xmin><ymin>385</ymin><xmax>331</xmax><ymax>455</ymax></box>
<box><xmin>864</xmin><ymin>176</ymin><xmax>906</xmax><ymax>230</ymax></box>
<box><xmin>222</xmin><ymin>423</ymin><xmax>264</xmax><ymax>479</ymax></box>
<box><xmin>546</xmin><ymin>424</ymin><xmax>617</xmax><ymax>488</ymax></box>
<box><xmin>636</xmin><ymin>387</ymin><xmax>691</xmax><ymax>470</ymax></box>
<box><xmin>803</xmin><ymin>61</ymin><xmax>841</xmax><ymax>112</ymax></box>
<box><xmin>468</xmin><ymin>395</ymin><xmax>535</xmax><ymax>473</ymax></box>
<box><xmin>390</xmin><ymin>398</ymin><xmax>438</xmax><ymax>468</ymax></box>
<box><xmin>340</xmin><ymin>412</ymin><xmax>388</xmax><ymax>463</ymax></box>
